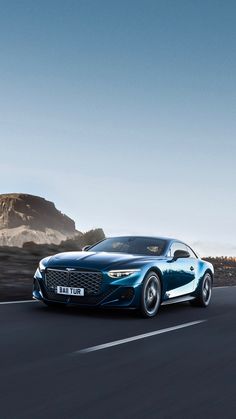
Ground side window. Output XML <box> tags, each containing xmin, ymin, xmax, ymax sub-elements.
<box><xmin>169</xmin><ymin>242</ymin><xmax>188</xmax><ymax>257</ymax></box>
<box><xmin>186</xmin><ymin>245</ymin><xmax>198</xmax><ymax>259</ymax></box>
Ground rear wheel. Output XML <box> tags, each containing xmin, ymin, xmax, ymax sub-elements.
<box><xmin>190</xmin><ymin>272</ymin><xmax>212</xmax><ymax>307</ymax></box>
<box><xmin>140</xmin><ymin>271</ymin><xmax>161</xmax><ymax>318</ymax></box>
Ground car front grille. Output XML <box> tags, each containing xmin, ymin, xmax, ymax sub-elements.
<box><xmin>45</xmin><ymin>269</ymin><xmax>102</xmax><ymax>296</ymax></box>
<box><xmin>41</xmin><ymin>284</ymin><xmax>116</xmax><ymax>305</ymax></box>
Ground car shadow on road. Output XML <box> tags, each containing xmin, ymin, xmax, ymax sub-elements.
<box><xmin>33</xmin><ymin>300</ymin><xmax>201</xmax><ymax>322</ymax></box>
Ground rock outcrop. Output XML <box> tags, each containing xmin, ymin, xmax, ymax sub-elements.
<box><xmin>0</xmin><ymin>194</ymin><xmax>79</xmax><ymax>247</ymax></box>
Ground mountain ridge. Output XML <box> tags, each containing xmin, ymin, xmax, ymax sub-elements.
<box><xmin>0</xmin><ymin>193</ymin><xmax>82</xmax><ymax>247</ymax></box>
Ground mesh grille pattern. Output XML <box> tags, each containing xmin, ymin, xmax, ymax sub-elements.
<box><xmin>41</xmin><ymin>281</ymin><xmax>115</xmax><ymax>305</ymax></box>
<box><xmin>69</xmin><ymin>271</ymin><xmax>101</xmax><ymax>294</ymax></box>
<box><xmin>45</xmin><ymin>269</ymin><xmax>102</xmax><ymax>296</ymax></box>
<box><xmin>46</xmin><ymin>270</ymin><xmax>68</xmax><ymax>287</ymax></box>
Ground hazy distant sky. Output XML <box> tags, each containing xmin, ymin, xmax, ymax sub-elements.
<box><xmin>0</xmin><ymin>0</ymin><xmax>235</xmax><ymax>255</ymax></box>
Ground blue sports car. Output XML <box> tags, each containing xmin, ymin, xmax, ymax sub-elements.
<box><xmin>33</xmin><ymin>236</ymin><xmax>214</xmax><ymax>317</ymax></box>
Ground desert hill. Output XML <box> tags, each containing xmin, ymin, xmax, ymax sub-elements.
<box><xmin>0</xmin><ymin>193</ymin><xmax>80</xmax><ymax>247</ymax></box>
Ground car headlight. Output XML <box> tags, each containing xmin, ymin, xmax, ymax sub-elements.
<box><xmin>38</xmin><ymin>257</ymin><xmax>51</xmax><ymax>272</ymax></box>
<box><xmin>108</xmin><ymin>269</ymin><xmax>140</xmax><ymax>278</ymax></box>
<box><xmin>38</xmin><ymin>260</ymin><xmax>46</xmax><ymax>272</ymax></box>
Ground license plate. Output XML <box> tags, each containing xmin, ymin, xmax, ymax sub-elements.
<box><xmin>56</xmin><ymin>286</ymin><xmax>84</xmax><ymax>296</ymax></box>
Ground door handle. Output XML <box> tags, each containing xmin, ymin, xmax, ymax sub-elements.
<box><xmin>190</xmin><ymin>266</ymin><xmax>194</xmax><ymax>271</ymax></box>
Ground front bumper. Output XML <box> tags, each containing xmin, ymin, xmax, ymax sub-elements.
<box><xmin>33</xmin><ymin>272</ymin><xmax>142</xmax><ymax>308</ymax></box>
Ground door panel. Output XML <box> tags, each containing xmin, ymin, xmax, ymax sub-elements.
<box><xmin>165</xmin><ymin>257</ymin><xmax>195</xmax><ymax>299</ymax></box>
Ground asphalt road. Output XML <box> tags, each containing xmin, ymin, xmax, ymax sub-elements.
<box><xmin>0</xmin><ymin>287</ymin><xmax>236</xmax><ymax>419</ymax></box>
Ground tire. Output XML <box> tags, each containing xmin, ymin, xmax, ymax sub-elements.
<box><xmin>190</xmin><ymin>272</ymin><xmax>212</xmax><ymax>307</ymax></box>
<box><xmin>140</xmin><ymin>271</ymin><xmax>161</xmax><ymax>318</ymax></box>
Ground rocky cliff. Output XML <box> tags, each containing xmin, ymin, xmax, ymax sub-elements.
<box><xmin>0</xmin><ymin>194</ymin><xmax>79</xmax><ymax>246</ymax></box>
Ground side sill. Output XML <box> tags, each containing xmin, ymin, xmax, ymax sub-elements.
<box><xmin>161</xmin><ymin>295</ymin><xmax>195</xmax><ymax>306</ymax></box>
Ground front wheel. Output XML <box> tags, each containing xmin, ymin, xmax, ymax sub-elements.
<box><xmin>140</xmin><ymin>271</ymin><xmax>161</xmax><ymax>318</ymax></box>
<box><xmin>190</xmin><ymin>272</ymin><xmax>212</xmax><ymax>307</ymax></box>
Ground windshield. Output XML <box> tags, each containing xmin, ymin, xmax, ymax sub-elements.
<box><xmin>89</xmin><ymin>237</ymin><xmax>167</xmax><ymax>256</ymax></box>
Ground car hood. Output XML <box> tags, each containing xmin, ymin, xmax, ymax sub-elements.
<box><xmin>46</xmin><ymin>251</ymin><xmax>165</xmax><ymax>271</ymax></box>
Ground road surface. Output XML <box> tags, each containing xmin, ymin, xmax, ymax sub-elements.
<box><xmin>0</xmin><ymin>287</ymin><xmax>236</xmax><ymax>419</ymax></box>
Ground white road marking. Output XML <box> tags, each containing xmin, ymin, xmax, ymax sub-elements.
<box><xmin>76</xmin><ymin>320</ymin><xmax>206</xmax><ymax>354</ymax></box>
<box><xmin>0</xmin><ymin>300</ymin><xmax>37</xmax><ymax>305</ymax></box>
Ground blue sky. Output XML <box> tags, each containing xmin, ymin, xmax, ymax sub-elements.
<box><xmin>0</xmin><ymin>0</ymin><xmax>235</xmax><ymax>255</ymax></box>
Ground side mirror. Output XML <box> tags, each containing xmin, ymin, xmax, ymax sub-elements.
<box><xmin>82</xmin><ymin>245</ymin><xmax>91</xmax><ymax>252</ymax></box>
<box><xmin>173</xmin><ymin>250</ymin><xmax>190</xmax><ymax>260</ymax></box>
